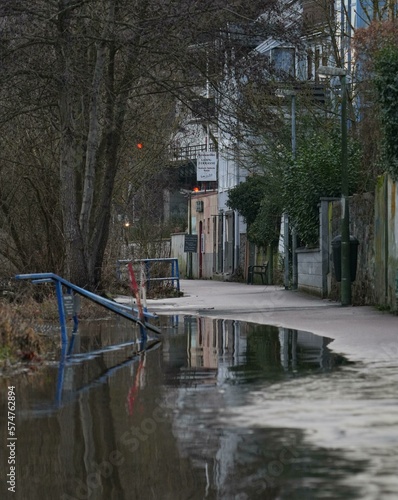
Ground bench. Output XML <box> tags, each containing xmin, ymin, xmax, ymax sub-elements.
<box><xmin>247</xmin><ymin>263</ymin><xmax>268</xmax><ymax>285</ymax></box>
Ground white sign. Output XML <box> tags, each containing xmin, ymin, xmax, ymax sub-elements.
<box><xmin>197</xmin><ymin>152</ymin><xmax>217</xmax><ymax>181</ymax></box>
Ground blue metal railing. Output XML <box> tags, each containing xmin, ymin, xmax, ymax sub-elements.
<box><xmin>15</xmin><ymin>273</ymin><xmax>160</xmax><ymax>347</ymax></box>
<box><xmin>117</xmin><ymin>258</ymin><xmax>180</xmax><ymax>291</ymax></box>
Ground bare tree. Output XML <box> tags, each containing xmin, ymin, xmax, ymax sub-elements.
<box><xmin>0</xmin><ymin>0</ymin><xmax>302</xmax><ymax>288</ymax></box>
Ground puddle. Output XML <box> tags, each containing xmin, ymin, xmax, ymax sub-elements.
<box><xmin>0</xmin><ymin>316</ymin><xmax>397</xmax><ymax>499</ymax></box>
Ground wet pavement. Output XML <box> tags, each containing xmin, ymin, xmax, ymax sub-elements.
<box><xmin>136</xmin><ymin>279</ymin><xmax>398</xmax><ymax>363</ymax></box>
<box><xmin>1</xmin><ymin>280</ymin><xmax>398</xmax><ymax>499</ymax></box>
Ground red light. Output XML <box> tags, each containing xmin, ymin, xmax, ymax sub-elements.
<box><xmin>137</xmin><ymin>143</ymin><xmax>143</xmax><ymax>149</ymax></box>
<box><xmin>193</xmin><ymin>186</ymin><xmax>199</xmax><ymax>192</ymax></box>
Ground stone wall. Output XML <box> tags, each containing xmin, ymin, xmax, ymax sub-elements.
<box><xmin>374</xmin><ymin>175</ymin><xmax>398</xmax><ymax>311</ymax></box>
<box><xmin>296</xmin><ymin>193</ymin><xmax>375</xmax><ymax>304</ymax></box>
<box><xmin>330</xmin><ymin>192</ymin><xmax>375</xmax><ymax>305</ymax></box>
<box><xmin>295</xmin><ymin>176</ymin><xmax>398</xmax><ymax>308</ymax></box>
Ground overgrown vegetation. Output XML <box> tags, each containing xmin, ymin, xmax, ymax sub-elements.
<box><xmin>227</xmin><ymin>170</ymin><xmax>283</xmax><ymax>247</ymax></box>
<box><xmin>0</xmin><ymin>291</ymin><xmax>115</xmax><ymax>373</ymax></box>
<box><xmin>284</xmin><ymin>130</ymin><xmax>361</xmax><ymax>245</ymax></box>
<box><xmin>227</xmin><ymin>127</ymin><xmax>361</xmax><ymax>248</ymax></box>
<box><xmin>355</xmin><ymin>20</ymin><xmax>398</xmax><ymax>180</ymax></box>
<box><xmin>374</xmin><ymin>45</ymin><xmax>398</xmax><ymax>179</ymax></box>
<box><xmin>0</xmin><ymin>302</ymin><xmax>56</xmax><ymax>371</ymax></box>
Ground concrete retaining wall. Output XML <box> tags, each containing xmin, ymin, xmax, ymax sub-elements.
<box><xmin>297</xmin><ymin>248</ymin><xmax>324</xmax><ymax>297</ymax></box>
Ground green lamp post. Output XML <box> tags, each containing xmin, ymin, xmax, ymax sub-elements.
<box><xmin>318</xmin><ymin>65</ymin><xmax>351</xmax><ymax>306</ymax></box>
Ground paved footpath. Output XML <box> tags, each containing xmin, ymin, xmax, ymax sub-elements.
<box><xmin>139</xmin><ymin>279</ymin><xmax>398</xmax><ymax>363</ymax></box>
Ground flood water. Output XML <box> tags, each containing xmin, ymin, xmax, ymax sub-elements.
<box><xmin>1</xmin><ymin>316</ymin><xmax>398</xmax><ymax>500</ymax></box>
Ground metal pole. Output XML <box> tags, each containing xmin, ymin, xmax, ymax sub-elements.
<box><xmin>291</xmin><ymin>94</ymin><xmax>298</xmax><ymax>290</ymax></box>
<box><xmin>284</xmin><ymin>213</ymin><xmax>289</xmax><ymax>289</ymax></box>
<box><xmin>340</xmin><ymin>74</ymin><xmax>351</xmax><ymax>306</ymax></box>
<box><xmin>291</xmin><ymin>94</ymin><xmax>296</xmax><ymax>157</ymax></box>
<box><xmin>318</xmin><ymin>65</ymin><xmax>351</xmax><ymax>306</ymax></box>
<box><xmin>188</xmin><ymin>194</ymin><xmax>193</xmax><ymax>279</ymax></box>
<box><xmin>55</xmin><ymin>280</ymin><xmax>68</xmax><ymax>345</ymax></box>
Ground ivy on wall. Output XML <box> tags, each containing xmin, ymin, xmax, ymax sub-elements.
<box><xmin>283</xmin><ymin>130</ymin><xmax>361</xmax><ymax>246</ymax></box>
<box><xmin>374</xmin><ymin>45</ymin><xmax>398</xmax><ymax>179</ymax></box>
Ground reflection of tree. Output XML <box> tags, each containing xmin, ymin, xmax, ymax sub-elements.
<box><xmin>246</xmin><ymin>324</ymin><xmax>283</xmax><ymax>370</ymax></box>
<box><xmin>78</xmin><ymin>354</ymin><xmax>125</xmax><ymax>499</ymax></box>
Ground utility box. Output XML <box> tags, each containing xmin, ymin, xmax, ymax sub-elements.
<box><xmin>331</xmin><ymin>235</ymin><xmax>359</xmax><ymax>282</ymax></box>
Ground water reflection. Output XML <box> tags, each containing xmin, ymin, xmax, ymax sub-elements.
<box><xmin>164</xmin><ymin>318</ymin><xmax>343</xmax><ymax>389</ymax></box>
<box><xmin>0</xmin><ymin>317</ymin><xmax>396</xmax><ymax>500</ymax></box>
<box><xmin>20</xmin><ymin>320</ymin><xmax>159</xmax><ymax>415</ymax></box>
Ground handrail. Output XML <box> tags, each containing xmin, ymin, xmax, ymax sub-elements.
<box><xmin>117</xmin><ymin>258</ymin><xmax>180</xmax><ymax>291</ymax></box>
<box><xmin>15</xmin><ymin>273</ymin><xmax>161</xmax><ymax>345</ymax></box>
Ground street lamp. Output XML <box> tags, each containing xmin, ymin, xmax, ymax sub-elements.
<box><xmin>318</xmin><ymin>65</ymin><xmax>351</xmax><ymax>306</ymax></box>
<box><xmin>276</xmin><ymin>89</ymin><xmax>297</xmax><ymax>289</ymax></box>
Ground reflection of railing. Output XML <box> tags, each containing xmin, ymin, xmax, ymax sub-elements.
<box><xmin>59</xmin><ymin>337</ymin><xmax>160</xmax><ymax>412</ymax></box>
<box><xmin>15</xmin><ymin>273</ymin><xmax>160</xmax><ymax>347</ymax></box>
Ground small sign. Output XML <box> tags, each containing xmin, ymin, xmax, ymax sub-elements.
<box><xmin>197</xmin><ymin>152</ymin><xmax>217</xmax><ymax>181</ymax></box>
<box><xmin>184</xmin><ymin>234</ymin><xmax>198</xmax><ymax>253</ymax></box>
<box><xmin>63</xmin><ymin>295</ymin><xmax>74</xmax><ymax>316</ymax></box>
<box><xmin>63</xmin><ymin>294</ymin><xmax>81</xmax><ymax>316</ymax></box>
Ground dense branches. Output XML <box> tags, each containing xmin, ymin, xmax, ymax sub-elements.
<box><xmin>355</xmin><ymin>20</ymin><xmax>398</xmax><ymax>179</ymax></box>
<box><xmin>0</xmin><ymin>0</ymin><xmax>302</xmax><ymax>287</ymax></box>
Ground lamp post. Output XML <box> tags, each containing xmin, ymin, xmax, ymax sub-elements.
<box><xmin>286</xmin><ymin>91</ymin><xmax>297</xmax><ymax>289</ymax></box>
<box><xmin>318</xmin><ymin>65</ymin><xmax>351</xmax><ymax>306</ymax></box>
<box><xmin>276</xmin><ymin>89</ymin><xmax>297</xmax><ymax>289</ymax></box>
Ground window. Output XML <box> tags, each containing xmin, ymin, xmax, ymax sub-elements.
<box><xmin>272</xmin><ymin>47</ymin><xmax>296</xmax><ymax>78</ymax></box>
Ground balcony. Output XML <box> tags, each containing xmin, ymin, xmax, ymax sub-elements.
<box><xmin>170</xmin><ymin>143</ymin><xmax>216</xmax><ymax>161</ymax></box>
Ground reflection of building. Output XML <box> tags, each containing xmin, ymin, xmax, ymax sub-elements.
<box><xmin>172</xmin><ymin>317</ymin><xmax>245</xmax><ymax>385</ymax></box>
<box><xmin>279</xmin><ymin>328</ymin><xmax>334</xmax><ymax>371</ymax></box>
<box><xmin>164</xmin><ymin>317</ymin><xmax>337</xmax><ymax>387</ymax></box>
<box><xmin>165</xmin><ymin>318</ymin><xmax>341</xmax><ymax>497</ymax></box>
<box><xmin>188</xmin><ymin>317</ymin><xmax>245</xmax><ymax>368</ymax></box>
<box><xmin>9</xmin><ymin>317</ymin><xmax>349</xmax><ymax>499</ymax></box>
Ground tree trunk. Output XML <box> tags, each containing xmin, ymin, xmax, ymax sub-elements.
<box><xmin>57</xmin><ymin>0</ymin><xmax>88</xmax><ymax>287</ymax></box>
